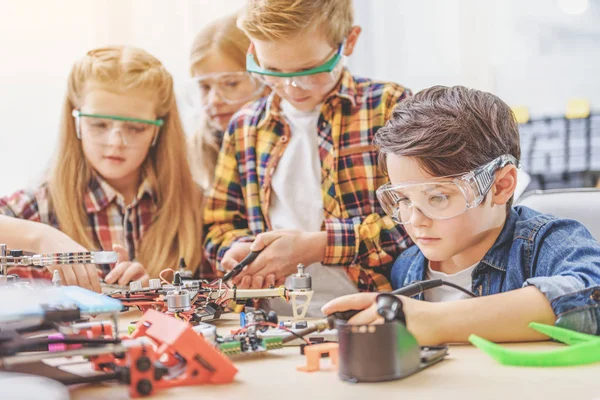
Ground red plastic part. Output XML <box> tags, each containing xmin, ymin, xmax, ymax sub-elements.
<box><xmin>89</xmin><ymin>309</ymin><xmax>238</xmax><ymax>397</ymax></box>
<box><xmin>130</xmin><ymin>309</ymin><xmax>237</xmax><ymax>385</ymax></box>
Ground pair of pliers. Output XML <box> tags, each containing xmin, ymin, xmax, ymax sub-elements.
<box><xmin>469</xmin><ymin>322</ymin><xmax>600</xmax><ymax>367</ymax></box>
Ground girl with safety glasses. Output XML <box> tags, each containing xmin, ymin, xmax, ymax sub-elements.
<box><xmin>0</xmin><ymin>46</ymin><xmax>205</xmax><ymax>290</ymax></box>
<box><xmin>188</xmin><ymin>12</ymin><xmax>268</xmax><ymax>191</ymax></box>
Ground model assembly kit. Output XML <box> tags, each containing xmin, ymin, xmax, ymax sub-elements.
<box><xmin>1</xmin><ymin>244</ymin><xmax>596</xmax><ymax>396</ymax></box>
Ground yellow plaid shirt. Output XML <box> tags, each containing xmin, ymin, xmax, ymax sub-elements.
<box><xmin>204</xmin><ymin>69</ymin><xmax>413</xmax><ymax>292</ymax></box>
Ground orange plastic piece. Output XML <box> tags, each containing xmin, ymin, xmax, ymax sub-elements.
<box><xmin>90</xmin><ymin>309</ymin><xmax>238</xmax><ymax>397</ymax></box>
<box><xmin>131</xmin><ymin>309</ymin><xmax>238</xmax><ymax>384</ymax></box>
<box><xmin>297</xmin><ymin>343</ymin><xmax>339</xmax><ymax>372</ymax></box>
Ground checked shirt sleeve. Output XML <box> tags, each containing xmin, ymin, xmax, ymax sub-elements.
<box><xmin>203</xmin><ymin>124</ymin><xmax>255</xmax><ymax>273</ymax></box>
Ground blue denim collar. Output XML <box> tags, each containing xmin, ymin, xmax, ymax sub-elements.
<box><xmin>478</xmin><ymin>208</ymin><xmax>520</xmax><ymax>273</ymax></box>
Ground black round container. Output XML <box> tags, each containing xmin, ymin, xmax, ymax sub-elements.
<box><xmin>335</xmin><ymin>320</ymin><xmax>421</xmax><ymax>383</ymax></box>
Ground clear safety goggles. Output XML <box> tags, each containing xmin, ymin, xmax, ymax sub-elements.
<box><xmin>376</xmin><ymin>155</ymin><xmax>518</xmax><ymax>225</ymax></box>
<box><xmin>246</xmin><ymin>41</ymin><xmax>345</xmax><ymax>91</ymax></box>
<box><xmin>72</xmin><ymin>110</ymin><xmax>162</xmax><ymax>148</ymax></box>
<box><xmin>188</xmin><ymin>71</ymin><xmax>264</xmax><ymax>106</ymax></box>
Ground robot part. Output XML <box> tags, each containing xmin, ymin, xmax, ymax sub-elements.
<box><xmin>0</xmin><ymin>243</ymin><xmax>118</xmax><ymax>278</ymax></box>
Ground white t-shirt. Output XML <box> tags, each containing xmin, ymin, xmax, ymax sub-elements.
<box><xmin>264</xmin><ymin>99</ymin><xmax>358</xmax><ymax>317</ymax></box>
<box><xmin>424</xmin><ymin>262</ymin><xmax>478</xmax><ymax>302</ymax></box>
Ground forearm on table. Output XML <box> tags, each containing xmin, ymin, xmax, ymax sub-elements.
<box><xmin>426</xmin><ymin>286</ymin><xmax>557</xmax><ymax>344</ymax></box>
<box><xmin>0</xmin><ymin>215</ymin><xmax>47</xmax><ymax>252</ymax></box>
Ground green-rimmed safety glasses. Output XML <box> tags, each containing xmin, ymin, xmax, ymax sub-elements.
<box><xmin>376</xmin><ymin>155</ymin><xmax>519</xmax><ymax>225</ymax></box>
<box><xmin>188</xmin><ymin>71</ymin><xmax>265</xmax><ymax>106</ymax></box>
<box><xmin>246</xmin><ymin>41</ymin><xmax>345</xmax><ymax>90</ymax></box>
<box><xmin>72</xmin><ymin>110</ymin><xmax>163</xmax><ymax>148</ymax></box>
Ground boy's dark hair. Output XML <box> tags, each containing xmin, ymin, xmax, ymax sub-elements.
<box><xmin>374</xmin><ymin>85</ymin><xmax>521</xmax><ymax>207</ymax></box>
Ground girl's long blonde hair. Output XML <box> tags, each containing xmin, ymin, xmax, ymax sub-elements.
<box><xmin>49</xmin><ymin>46</ymin><xmax>204</xmax><ymax>277</ymax></box>
<box><xmin>189</xmin><ymin>11</ymin><xmax>251</xmax><ymax>190</ymax></box>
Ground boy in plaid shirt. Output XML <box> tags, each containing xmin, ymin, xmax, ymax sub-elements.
<box><xmin>204</xmin><ymin>0</ymin><xmax>412</xmax><ymax>316</ymax></box>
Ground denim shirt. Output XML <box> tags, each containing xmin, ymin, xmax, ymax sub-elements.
<box><xmin>391</xmin><ymin>205</ymin><xmax>600</xmax><ymax>335</ymax></box>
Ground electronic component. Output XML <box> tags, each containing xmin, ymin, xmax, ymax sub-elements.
<box><xmin>0</xmin><ymin>244</ymin><xmax>118</xmax><ymax>287</ymax></box>
<box><xmin>108</xmin><ymin>264</ymin><xmax>315</xmax><ymax>322</ymax></box>
<box><xmin>335</xmin><ymin>294</ymin><xmax>448</xmax><ymax>382</ymax></box>
<box><xmin>0</xmin><ymin>309</ymin><xmax>238</xmax><ymax>397</ymax></box>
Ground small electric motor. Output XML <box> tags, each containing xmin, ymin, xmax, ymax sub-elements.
<box><xmin>289</xmin><ymin>264</ymin><xmax>312</xmax><ymax>291</ymax></box>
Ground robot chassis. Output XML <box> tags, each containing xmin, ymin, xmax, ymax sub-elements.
<box><xmin>107</xmin><ymin>264</ymin><xmax>314</xmax><ymax>322</ymax></box>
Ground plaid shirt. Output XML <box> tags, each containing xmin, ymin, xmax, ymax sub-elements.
<box><xmin>204</xmin><ymin>69</ymin><xmax>413</xmax><ymax>292</ymax></box>
<box><xmin>0</xmin><ymin>176</ymin><xmax>156</xmax><ymax>279</ymax></box>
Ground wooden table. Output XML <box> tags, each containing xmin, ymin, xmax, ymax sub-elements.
<box><xmin>70</xmin><ymin>311</ymin><xmax>597</xmax><ymax>400</ymax></box>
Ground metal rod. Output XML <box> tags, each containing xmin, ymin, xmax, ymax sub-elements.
<box><xmin>0</xmin><ymin>344</ymin><xmax>127</xmax><ymax>368</ymax></box>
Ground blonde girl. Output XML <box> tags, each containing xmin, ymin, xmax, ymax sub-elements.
<box><xmin>188</xmin><ymin>11</ymin><xmax>267</xmax><ymax>190</ymax></box>
<box><xmin>0</xmin><ymin>46</ymin><xmax>204</xmax><ymax>290</ymax></box>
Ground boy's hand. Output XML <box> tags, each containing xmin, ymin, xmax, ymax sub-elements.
<box><xmin>322</xmin><ymin>292</ymin><xmax>382</xmax><ymax>324</ymax></box>
<box><xmin>221</xmin><ymin>241</ymin><xmax>253</xmax><ymax>272</ymax></box>
<box><xmin>231</xmin><ymin>230</ymin><xmax>326</xmax><ymax>286</ymax></box>
<box><xmin>38</xmin><ymin>225</ymin><xmax>101</xmax><ymax>293</ymax></box>
<box><xmin>104</xmin><ymin>244</ymin><xmax>149</xmax><ymax>287</ymax></box>
<box><xmin>322</xmin><ymin>293</ymin><xmax>441</xmax><ymax>345</ymax></box>
<box><xmin>221</xmin><ymin>241</ymin><xmax>278</xmax><ymax>289</ymax></box>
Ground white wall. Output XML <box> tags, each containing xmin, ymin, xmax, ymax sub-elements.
<box><xmin>1</xmin><ymin>0</ymin><xmax>598</xmax><ymax>195</ymax></box>
<box><xmin>0</xmin><ymin>0</ymin><xmax>244</xmax><ymax>195</ymax></box>
<box><xmin>350</xmin><ymin>0</ymin><xmax>600</xmax><ymax>116</ymax></box>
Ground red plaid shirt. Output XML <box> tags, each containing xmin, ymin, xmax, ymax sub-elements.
<box><xmin>0</xmin><ymin>176</ymin><xmax>156</xmax><ymax>280</ymax></box>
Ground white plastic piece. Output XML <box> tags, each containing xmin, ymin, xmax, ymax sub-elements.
<box><xmin>51</xmin><ymin>270</ymin><xmax>62</xmax><ymax>287</ymax></box>
<box><xmin>92</xmin><ymin>251</ymin><xmax>119</xmax><ymax>264</ymax></box>
<box><xmin>129</xmin><ymin>281</ymin><xmax>143</xmax><ymax>291</ymax></box>
<box><xmin>289</xmin><ymin>289</ymin><xmax>313</xmax><ymax>320</ymax></box>
<box><xmin>148</xmin><ymin>279</ymin><xmax>161</xmax><ymax>290</ymax></box>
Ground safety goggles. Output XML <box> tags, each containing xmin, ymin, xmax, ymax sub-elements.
<box><xmin>246</xmin><ymin>41</ymin><xmax>345</xmax><ymax>90</ymax></box>
<box><xmin>376</xmin><ymin>155</ymin><xmax>518</xmax><ymax>225</ymax></box>
<box><xmin>189</xmin><ymin>71</ymin><xmax>264</xmax><ymax>105</ymax></box>
<box><xmin>72</xmin><ymin>110</ymin><xmax>162</xmax><ymax>148</ymax></box>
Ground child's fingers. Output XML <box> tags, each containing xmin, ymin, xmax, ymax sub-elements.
<box><xmin>265</xmin><ymin>274</ymin><xmax>276</xmax><ymax>288</ymax></box>
<box><xmin>321</xmin><ymin>292</ymin><xmax>378</xmax><ymax>315</ymax></box>
<box><xmin>221</xmin><ymin>243</ymin><xmax>252</xmax><ymax>272</ymax></box>
<box><xmin>250</xmin><ymin>232</ymin><xmax>282</xmax><ymax>252</ymax></box>
<box><xmin>118</xmin><ymin>262</ymin><xmax>146</xmax><ymax>286</ymax></box>
<box><xmin>72</xmin><ymin>264</ymin><xmax>94</xmax><ymax>291</ymax></box>
<box><xmin>112</xmin><ymin>244</ymin><xmax>129</xmax><ymax>263</ymax></box>
<box><xmin>237</xmin><ymin>275</ymin><xmax>252</xmax><ymax>289</ymax></box>
<box><xmin>348</xmin><ymin>304</ymin><xmax>383</xmax><ymax>326</ymax></box>
<box><xmin>104</xmin><ymin>261</ymin><xmax>131</xmax><ymax>284</ymax></box>
<box><xmin>59</xmin><ymin>265</ymin><xmax>79</xmax><ymax>287</ymax></box>
<box><xmin>86</xmin><ymin>264</ymin><xmax>102</xmax><ymax>293</ymax></box>
<box><xmin>251</xmin><ymin>275</ymin><xmax>264</xmax><ymax>289</ymax></box>
<box><xmin>220</xmin><ymin>256</ymin><xmax>236</xmax><ymax>272</ymax></box>
<box><xmin>139</xmin><ymin>274</ymin><xmax>150</xmax><ymax>287</ymax></box>
<box><xmin>275</xmin><ymin>277</ymin><xmax>286</xmax><ymax>287</ymax></box>
<box><xmin>238</xmin><ymin>252</ymin><xmax>271</xmax><ymax>277</ymax></box>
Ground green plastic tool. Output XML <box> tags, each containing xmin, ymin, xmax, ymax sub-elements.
<box><xmin>469</xmin><ymin>322</ymin><xmax>600</xmax><ymax>367</ymax></box>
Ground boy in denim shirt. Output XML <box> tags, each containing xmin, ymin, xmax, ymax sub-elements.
<box><xmin>323</xmin><ymin>86</ymin><xmax>600</xmax><ymax>344</ymax></box>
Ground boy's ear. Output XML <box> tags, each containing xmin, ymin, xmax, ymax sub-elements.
<box><xmin>343</xmin><ymin>26</ymin><xmax>362</xmax><ymax>56</ymax></box>
<box><xmin>491</xmin><ymin>165</ymin><xmax>518</xmax><ymax>206</ymax></box>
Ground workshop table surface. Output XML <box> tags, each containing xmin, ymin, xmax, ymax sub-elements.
<box><xmin>70</xmin><ymin>311</ymin><xmax>597</xmax><ymax>400</ymax></box>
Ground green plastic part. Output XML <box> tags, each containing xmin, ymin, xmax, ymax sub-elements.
<box><xmin>263</xmin><ymin>336</ymin><xmax>283</xmax><ymax>350</ymax></box>
<box><xmin>219</xmin><ymin>341</ymin><xmax>242</xmax><ymax>356</ymax></box>
<box><xmin>127</xmin><ymin>324</ymin><xmax>136</xmax><ymax>335</ymax></box>
<box><xmin>469</xmin><ymin>322</ymin><xmax>600</xmax><ymax>367</ymax></box>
